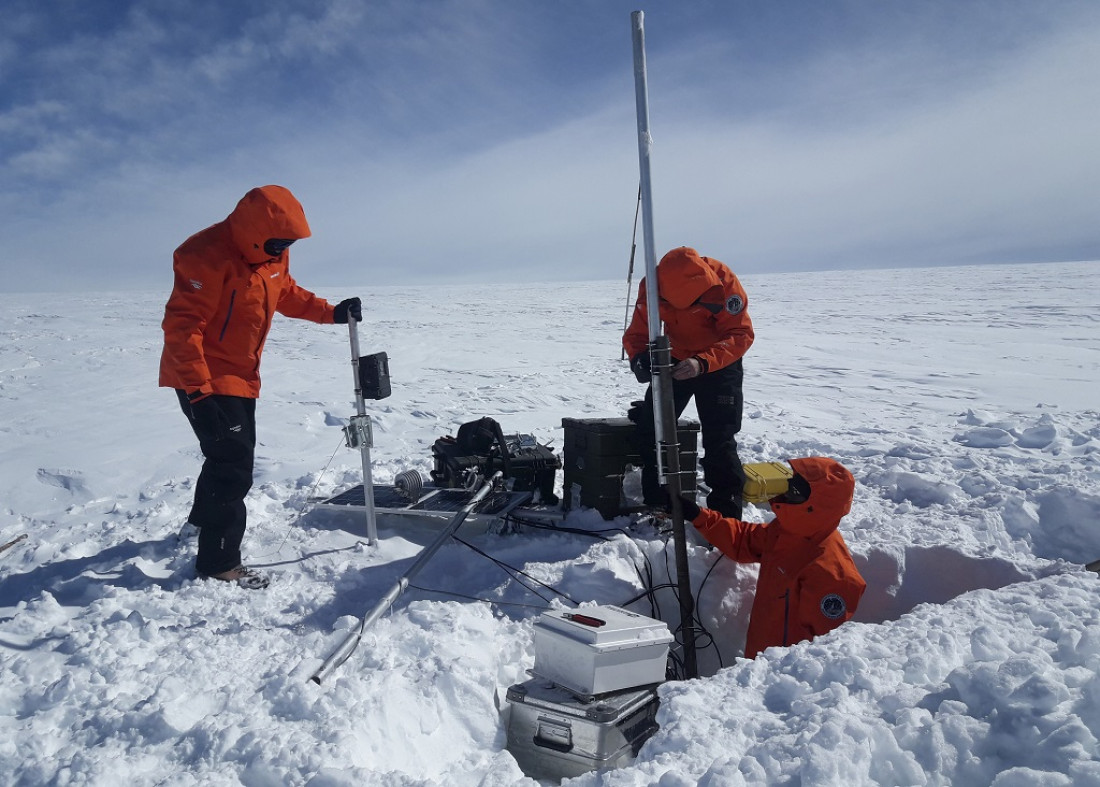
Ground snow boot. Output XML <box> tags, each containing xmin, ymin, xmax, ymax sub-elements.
<box><xmin>206</xmin><ymin>565</ymin><xmax>270</xmax><ymax>590</ymax></box>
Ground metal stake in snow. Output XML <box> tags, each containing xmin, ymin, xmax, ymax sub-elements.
<box><xmin>310</xmin><ymin>472</ymin><xmax>502</xmax><ymax>685</ymax></box>
<box><xmin>631</xmin><ymin>9</ymin><xmax>698</xmax><ymax>679</ymax></box>
<box><xmin>345</xmin><ymin>317</ymin><xmax>378</xmax><ymax>546</ymax></box>
<box><xmin>0</xmin><ymin>533</ymin><xmax>28</xmax><ymax>556</ymax></box>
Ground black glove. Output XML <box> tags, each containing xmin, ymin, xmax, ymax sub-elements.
<box><xmin>334</xmin><ymin>297</ymin><xmax>363</xmax><ymax>324</ymax></box>
<box><xmin>660</xmin><ymin>490</ymin><xmax>701</xmax><ymax>521</ymax></box>
<box><xmin>630</xmin><ymin>352</ymin><xmax>652</xmax><ymax>384</ymax></box>
<box><xmin>190</xmin><ymin>396</ymin><xmax>232</xmax><ymax>441</ymax></box>
<box><xmin>678</xmin><ymin>494</ymin><xmax>701</xmax><ymax>522</ymax></box>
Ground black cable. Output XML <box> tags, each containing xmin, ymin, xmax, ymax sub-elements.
<box><xmin>632</xmin><ymin>554</ymin><xmax>662</xmax><ymax>622</ymax></box>
<box><xmin>406</xmin><ymin>584</ymin><xmax>553</xmax><ymax>611</ymax></box>
<box><xmin>503</xmin><ymin>511</ymin><xmax>633</xmax><ymax>541</ymax></box>
<box><xmin>402</xmin><ymin>507</ymin><xmax>729</xmax><ymax>677</ymax></box>
<box><xmin>505</xmin><ymin>509</ymin><xmax>665</xmax><ymax>619</ymax></box>
<box><xmin>694</xmin><ymin>550</ymin><xmax>727</xmax><ymax>669</ymax></box>
<box><xmin>651</xmin><ymin>539</ymin><xmax>728</xmax><ymax>679</ymax></box>
<box><xmin>452</xmin><ymin>535</ymin><xmax>578</xmax><ymax>605</ymax></box>
<box><xmin>618</xmin><ymin>582</ymin><xmax>678</xmax><ymax>608</ymax></box>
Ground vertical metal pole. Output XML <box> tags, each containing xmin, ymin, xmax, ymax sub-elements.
<box><xmin>348</xmin><ymin>319</ymin><xmax>378</xmax><ymax>546</ymax></box>
<box><xmin>631</xmin><ymin>13</ymin><xmax>662</xmax><ymax>377</ymax></box>
<box><xmin>631</xmin><ymin>10</ymin><xmax>698</xmax><ymax>679</ymax></box>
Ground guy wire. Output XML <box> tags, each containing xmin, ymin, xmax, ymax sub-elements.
<box><xmin>621</xmin><ymin>183</ymin><xmax>642</xmax><ymax>361</ymax></box>
<box><xmin>252</xmin><ymin>435</ymin><xmax>346</xmax><ymax>559</ymax></box>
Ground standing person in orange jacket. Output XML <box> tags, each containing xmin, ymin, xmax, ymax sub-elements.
<box><xmin>623</xmin><ymin>247</ymin><xmax>754</xmax><ymax>518</ymax></box>
<box><xmin>159</xmin><ymin>185</ymin><xmax>362</xmax><ymax>590</ymax></box>
<box><xmin>679</xmin><ymin>457</ymin><xmax>866</xmax><ymax>659</ymax></box>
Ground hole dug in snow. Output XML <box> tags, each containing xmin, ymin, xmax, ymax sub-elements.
<box><xmin>853</xmin><ymin>545</ymin><xmax>1033</xmax><ymax>625</ymax></box>
<box><xmin>651</xmin><ymin>544</ymin><xmax>1035</xmax><ymax>679</ymax></box>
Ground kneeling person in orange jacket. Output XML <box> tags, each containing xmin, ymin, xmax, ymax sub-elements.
<box><xmin>679</xmin><ymin>456</ymin><xmax>866</xmax><ymax>659</ymax></box>
<box><xmin>159</xmin><ymin>185</ymin><xmax>362</xmax><ymax>590</ymax></box>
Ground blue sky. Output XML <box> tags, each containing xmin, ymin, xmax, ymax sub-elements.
<box><xmin>3</xmin><ymin>1</ymin><xmax>1098</xmax><ymax>292</ymax></box>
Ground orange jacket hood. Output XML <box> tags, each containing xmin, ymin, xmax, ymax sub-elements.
<box><xmin>771</xmin><ymin>457</ymin><xmax>855</xmax><ymax>540</ymax></box>
<box><xmin>159</xmin><ymin>185</ymin><xmax>333</xmax><ymax>399</ymax></box>
<box><xmin>657</xmin><ymin>247</ymin><xmax>722</xmax><ymax>309</ymax></box>
<box><xmin>623</xmin><ymin>249</ymin><xmax>753</xmax><ymax>373</ymax></box>
<box><xmin>227</xmin><ymin>185</ymin><xmax>312</xmax><ymax>265</ymax></box>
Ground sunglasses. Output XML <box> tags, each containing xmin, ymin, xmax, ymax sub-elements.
<box><xmin>263</xmin><ymin>238</ymin><xmax>296</xmax><ymax>257</ymax></box>
<box><xmin>772</xmin><ymin>474</ymin><xmax>811</xmax><ymax>505</ymax></box>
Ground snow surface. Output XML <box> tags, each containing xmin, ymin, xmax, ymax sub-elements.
<box><xmin>1</xmin><ymin>260</ymin><xmax>1099</xmax><ymax>786</ymax></box>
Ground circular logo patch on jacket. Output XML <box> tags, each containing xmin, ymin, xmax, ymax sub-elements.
<box><xmin>725</xmin><ymin>295</ymin><xmax>745</xmax><ymax>315</ymax></box>
<box><xmin>820</xmin><ymin>593</ymin><xmax>846</xmax><ymax>619</ymax></box>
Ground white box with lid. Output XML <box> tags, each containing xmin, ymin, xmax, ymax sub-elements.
<box><xmin>532</xmin><ymin>605</ymin><xmax>673</xmax><ymax>696</ymax></box>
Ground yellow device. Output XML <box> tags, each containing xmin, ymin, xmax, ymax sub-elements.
<box><xmin>742</xmin><ymin>462</ymin><xmax>793</xmax><ymax>504</ymax></box>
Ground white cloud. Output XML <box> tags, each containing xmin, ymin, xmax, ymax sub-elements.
<box><xmin>646</xmin><ymin>11</ymin><xmax>1100</xmax><ymax>270</ymax></box>
<box><xmin>2</xmin><ymin>1</ymin><xmax>1098</xmax><ymax>292</ymax></box>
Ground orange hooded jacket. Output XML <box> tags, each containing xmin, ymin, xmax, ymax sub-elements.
<box><xmin>691</xmin><ymin>457</ymin><xmax>866</xmax><ymax>659</ymax></box>
<box><xmin>622</xmin><ymin>247</ymin><xmax>754</xmax><ymax>373</ymax></box>
<box><xmin>159</xmin><ymin>186</ymin><xmax>335</xmax><ymax>399</ymax></box>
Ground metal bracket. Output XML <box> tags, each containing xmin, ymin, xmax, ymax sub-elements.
<box><xmin>343</xmin><ymin>414</ymin><xmax>373</xmax><ymax>450</ymax></box>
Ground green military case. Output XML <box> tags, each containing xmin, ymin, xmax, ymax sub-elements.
<box><xmin>561</xmin><ymin>417</ymin><xmax>699</xmax><ymax>519</ymax></box>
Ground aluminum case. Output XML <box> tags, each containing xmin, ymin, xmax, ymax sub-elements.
<box><xmin>505</xmin><ymin>678</ymin><xmax>660</xmax><ymax>781</ymax></box>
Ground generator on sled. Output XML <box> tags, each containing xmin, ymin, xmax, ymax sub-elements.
<box><xmin>431</xmin><ymin>417</ymin><xmax>561</xmax><ymax>505</ymax></box>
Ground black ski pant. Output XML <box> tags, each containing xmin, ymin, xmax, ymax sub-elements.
<box><xmin>634</xmin><ymin>359</ymin><xmax>746</xmax><ymax>519</ymax></box>
<box><xmin>175</xmin><ymin>391</ymin><xmax>256</xmax><ymax>576</ymax></box>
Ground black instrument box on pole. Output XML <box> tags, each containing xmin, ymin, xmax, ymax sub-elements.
<box><xmin>357</xmin><ymin>352</ymin><xmax>391</xmax><ymax>400</ymax></box>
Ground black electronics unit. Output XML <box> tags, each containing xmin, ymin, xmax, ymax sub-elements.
<box><xmin>357</xmin><ymin>352</ymin><xmax>391</xmax><ymax>400</ymax></box>
<box><xmin>431</xmin><ymin>417</ymin><xmax>560</xmax><ymax>505</ymax></box>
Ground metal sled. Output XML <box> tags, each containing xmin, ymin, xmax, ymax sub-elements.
<box><xmin>314</xmin><ymin>482</ymin><xmax>534</xmax><ymax>526</ymax></box>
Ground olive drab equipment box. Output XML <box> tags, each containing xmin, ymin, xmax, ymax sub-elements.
<box><xmin>741</xmin><ymin>461</ymin><xmax>794</xmax><ymax>504</ymax></box>
<box><xmin>504</xmin><ymin>679</ymin><xmax>660</xmax><ymax>781</ymax></box>
<box><xmin>561</xmin><ymin>417</ymin><xmax>699</xmax><ymax>519</ymax></box>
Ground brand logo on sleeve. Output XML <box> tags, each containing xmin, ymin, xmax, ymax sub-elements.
<box><xmin>820</xmin><ymin>594</ymin><xmax>846</xmax><ymax>619</ymax></box>
<box><xmin>725</xmin><ymin>295</ymin><xmax>744</xmax><ymax>314</ymax></box>
<box><xmin>189</xmin><ymin>279</ymin><xmax>203</xmax><ymax>290</ymax></box>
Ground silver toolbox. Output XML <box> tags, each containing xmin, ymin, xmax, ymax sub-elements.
<box><xmin>504</xmin><ymin>678</ymin><xmax>660</xmax><ymax>781</ymax></box>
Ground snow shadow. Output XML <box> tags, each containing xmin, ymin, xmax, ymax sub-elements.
<box><xmin>0</xmin><ymin>536</ymin><xmax>183</xmax><ymax>617</ymax></box>
<box><xmin>852</xmin><ymin>545</ymin><xmax>1033</xmax><ymax>624</ymax></box>
<box><xmin>290</xmin><ymin>517</ymin><xmax>613</xmax><ymax>635</ymax></box>
<box><xmin>299</xmin><ymin>507</ymin><xmax>490</xmax><ymax>550</ymax></box>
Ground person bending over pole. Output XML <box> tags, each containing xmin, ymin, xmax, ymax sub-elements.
<box><xmin>624</xmin><ymin>246</ymin><xmax>754</xmax><ymax>518</ymax></box>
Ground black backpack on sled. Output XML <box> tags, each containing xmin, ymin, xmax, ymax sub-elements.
<box><xmin>430</xmin><ymin>417</ymin><xmax>560</xmax><ymax>505</ymax></box>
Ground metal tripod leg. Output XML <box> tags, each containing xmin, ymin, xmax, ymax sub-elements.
<box><xmin>310</xmin><ymin>472</ymin><xmax>503</xmax><ymax>684</ymax></box>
